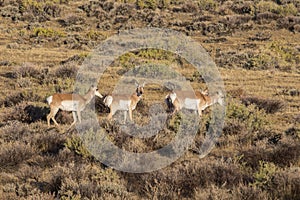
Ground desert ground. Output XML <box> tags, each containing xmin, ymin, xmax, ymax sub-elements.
<box><xmin>0</xmin><ymin>0</ymin><xmax>299</xmax><ymax>199</ymax></box>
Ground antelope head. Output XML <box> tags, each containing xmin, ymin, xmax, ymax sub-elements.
<box><xmin>135</xmin><ymin>82</ymin><xmax>145</xmax><ymax>97</ymax></box>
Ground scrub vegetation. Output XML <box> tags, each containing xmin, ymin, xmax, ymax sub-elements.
<box><xmin>0</xmin><ymin>0</ymin><xmax>299</xmax><ymax>199</ymax></box>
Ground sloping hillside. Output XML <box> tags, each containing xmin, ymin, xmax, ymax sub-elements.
<box><xmin>0</xmin><ymin>0</ymin><xmax>299</xmax><ymax>199</ymax></box>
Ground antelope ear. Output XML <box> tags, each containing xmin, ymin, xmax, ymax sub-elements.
<box><xmin>142</xmin><ymin>82</ymin><xmax>146</xmax><ymax>87</ymax></box>
<box><xmin>203</xmin><ymin>89</ymin><xmax>209</xmax><ymax>95</ymax></box>
<box><xmin>134</xmin><ymin>80</ymin><xmax>139</xmax><ymax>87</ymax></box>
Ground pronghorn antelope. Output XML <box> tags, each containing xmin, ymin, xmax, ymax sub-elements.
<box><xmin>103</xmin><ymin>82</ymin><xmax>145</xmax><ymax>122</ymax></box>
<box><xmin>46</xmin><ymin>85</ymin><xmax>103</xmax><ymax>128</ymax></box>
<box><xmin>165</xmin><ymin>89</ymin><xmax>224</xmax><ymax>117</ymax></box>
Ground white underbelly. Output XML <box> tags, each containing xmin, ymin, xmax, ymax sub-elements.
<box><xmin>118</xmin><ymin>100</ymin><xmax>131</xmax><ymax>110</ymax></box>
<box><xmin>183</xmin><ymin>98</ymin><xmax>199</xmax><ymax>110</ymax></box>
<box><xmin>60</xmin><ymin>100</ymin><xmax>79</xmax><ymax>111</ymax></box>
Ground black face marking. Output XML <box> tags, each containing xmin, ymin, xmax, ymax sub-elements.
<box><xmin>165</xmin><ymin>96</ymin><xmax>174</xmax><ymax>112</ymax></box>
<box><xmin>136</xmin><ymin>86</ymin><xmax>144</xmax><ymax>97</ymax></box>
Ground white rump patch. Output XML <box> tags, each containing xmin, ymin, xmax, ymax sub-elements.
<box><xmin>104</xmin><ymin>96</ymin><xmax>113</xmax><ymax>107</ymax></box>
<box><xmin>183</xmin><ymin>98</ymin><xmax>199</xmax><ymax>110</ymax></box>
<box><xmin>46</xmin><ymin>96</ymin><xmax>53</xmax><ymax>105</ymax></box>
<box><xmin>60</xmin><ymin>100</ymin><xmax>79</xmax><ymax>111</ymax></box>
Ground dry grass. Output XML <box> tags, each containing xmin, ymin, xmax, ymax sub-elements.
<box><xmin>0</xmin><ymin>0</ymin><xmax>299</xmax><ymax>199</ymax></box>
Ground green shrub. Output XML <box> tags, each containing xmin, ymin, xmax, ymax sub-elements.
<box><xmin>245</xmin><ymin>41</ymin><xmax>299</xmax><ymax>71</ymax></box>
<box><xmin>137</xmin><ymin>0</ymin><xmax>158</xmax><ymax>9</ymax></box>
<box><xmin>129</xmin><ymin>64</ymin><xmax>179</xmax><ymax>79</ymax></box>
<box><xmin>48</xmin><ymin>77</ymin><xmax>74</xmax><ymax>94</ymax></box>
<box><xmin>86</xmin><ymin>30</ymin><xmax>106</xmax><ymax>41</ymax></box>
<box><xmin>256</xmin><ymin>1</ymin><xmax>297</xmax><ymax>16</ymax></box>
<box><xmin>282</xmin><ymin>3</ymin><xmax>298</xmax><ymax>15</ymax></box>
<box><xmin>253</xmin><ymin>161</ymin><xmax>277</xmax><ymax>189</ymax></box>
<box><xmin>116</xmin><ymin>49</ymin><xmax>175</xmax><ymax>70</ymax></box>
<box><xmin>65</xmin><ymin>136</ymin><xmax>92</xmax><ymax>159</ymax></box>
<box><xmin>244</xmin><ymin>53</ymin><xmax>275</xmax><ymax>70</ymax></box>
<box><xmin>269</xmin><ymin>42</ymin><xmax>300</xmax><ymax>65</ymax></box>
<box><xmin>197</xmin><ymin>0</ymin><xmax>217</xmax><ymax>11</ymax></box>
<box><xmin>33</xmin><ymin>27</ymin><xmax>66</xmax><ymax>38</ymax></box>
<box><xmin>117</xmin><ymin>52</ymin><xmax>139</xmax><ymax>69</ymax></box>
<box><xmin>17</xmin><ymin>0</ymin><xmax>62</xmax><ymax>21</ymax></box>
<box><xmin>20</xmin><ymin>0</ymin><xmax>43</xmax><ymax>13</ymax></box>
<box><xmin>137</xmin><ymin>49</ymin><xmax>174</xmax><ymax>60</ymax></box>
<box><xmin>226</xmin><ymin>101</ymin><xmax>268</xmax><ymax>132</ymax></box>
<box><xmin>167</xmin><ymin>112</ymin><xmax>182</xmax><ymax>132</ymax></box>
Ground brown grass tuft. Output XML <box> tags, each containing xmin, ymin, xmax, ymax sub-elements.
<box><xmin>241</xmin><ymin>96</ymin><xmax>285</xmax><ymax>114</ymax></box>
